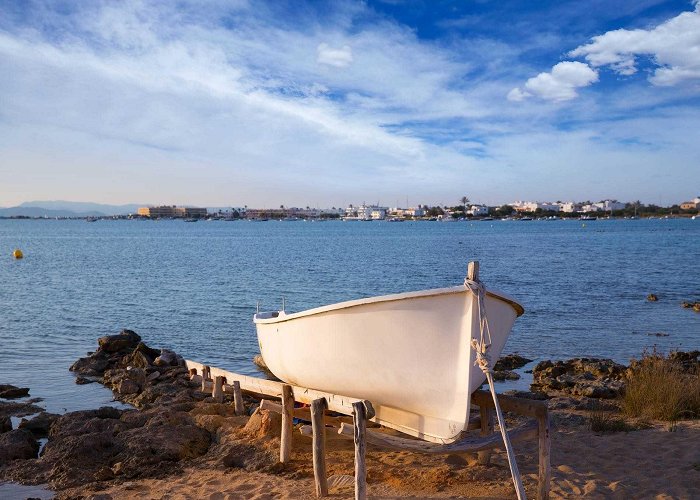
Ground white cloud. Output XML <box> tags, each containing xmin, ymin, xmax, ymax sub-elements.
<box><xmin>508</xmin><ymin>61</ymin><xmax>598</xmax><ymax>102</ymax></box>
<box><xmin>317</xmin><ymin>43</ymin><xmax>353</xmax><ymax>67</ymax></box>
<box><xmin>569</xmin><ymin>2</ymin><xmax>700</xmax><ymax>86</ymax></box>
<box><xmin>510</xmin><ymin>2</ymin><xmax>700</xmax><ymax>102</ymax></box>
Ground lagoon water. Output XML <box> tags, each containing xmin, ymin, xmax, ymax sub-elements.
<box><xmin>1</xmin><ymin>218</ymin><xmax>698</xmax><ymax>413</ymax></box>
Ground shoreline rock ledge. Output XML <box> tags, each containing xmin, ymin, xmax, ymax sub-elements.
<box><xmin>0</xmin><ymin>329</ymin><xmax>282</xmax><ymax>496</ymax></box>
<box><xmin>531</xmin><ymin>358</ymin><xmax>627</xmax><ymax>399</ymax></box>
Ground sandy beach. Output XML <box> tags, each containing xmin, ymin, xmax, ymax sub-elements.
<box><xmin>55</xmin><ymin>412</ymin><xmax>700</xmax><ymax>499</ymax></box>
<box><xmin>2</xmin><ymin>333</ymin><xmax>699</xmax><ymax>499</ymax></box>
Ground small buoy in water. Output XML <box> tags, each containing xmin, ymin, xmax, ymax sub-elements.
<box><xmin>13</xmin><ymin>249</ymin><xmax>23</xmax><ymax>259</ymax></box>
<box><xmin>582</xmin><ymin>223</ymin><xmax>586</xmax><ymax>228</ymax></box>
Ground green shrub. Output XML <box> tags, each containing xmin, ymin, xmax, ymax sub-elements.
<box><xmin>622</xmin><ymin>351</ymin><xmax>700</xmax><ymax>422</ymax></box>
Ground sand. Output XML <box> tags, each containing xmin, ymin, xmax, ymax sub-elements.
<box><xmin>57</xmin><ymin>411</ymin><xmax>700</xmax><ymax>499</ymax></box>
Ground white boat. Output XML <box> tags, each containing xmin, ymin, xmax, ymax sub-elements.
<box><xmin>254</xmin><ymin>278</ymin><xmax>523</xmax><ymax>444</ymax></box>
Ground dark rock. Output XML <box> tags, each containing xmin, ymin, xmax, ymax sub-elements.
<box><xmin>125</xmin><ymin>350</ymin><xmax>152</xmax><ymax>369</ymax></box>
<box><xmin>69</xmin><ymin>352</ymin><xmax>110</xmax><ymax>376</ymax></box>
<box><xmin>494</xmin><ymin>354</ymin><xmax>533</xmax><ymax>371</ymax></box>
<box><xmin>1</xmin><ymin>415</ymin><xmax>12</xmax><ymax>433</ymax></box>
<box><xmin>668</xmin><ymin>350</ymin><xmax>700</xmax><ymax>371</ymax></box>
<box><xmin>0</xmin><ymin>400</ymin><xmax>45</xmax><ymax>420</ymax></box>
<box><xmin>135</xmin><ymin>341</ymin><xmax>161</xmax><ymax>359</ymax></box>
<box><xmin>19</xmin><ymin>412</ymin><xmax>59</xmax><ymax>437</ymax></box>
<box><xmin>503</xmin><ymin>390</ymin><xmax>549</xmax><ymax>400</ymax></box>
<box><xmin>0</xmin><ymin>429</ymin><xmax>39</xmax><ymax>464</ymax></box>
<box><xmin>154</xmin><ymin>349</ymin><xmax>179</xmax><ymax>367</ymax></box>
<box><xmin>492</xmin><ymin>370</ymin><xmax>520</xmax><ymax>381</ymax></box>
<box><xmin>117</xmin><ymin>379</ymin><xmax>140</xmax><ymax>395</ymax></box>
<box><xmin>0</xmin><ymin>384</ymin><xmax>30</xmax><ymax>399</ymax></box>
<box><xmin>75</xmin><ymin>375</ymin><xmax>97</xmax><ymax>384</ymax></box>
<box><xmin>531</xmin><ymin>358</ymin><xmax>627</xmax><ymax>398</ymax></box>
<box><xmin>97</xmin><ymin>329</ymin><xmax>141</xmax><ymax>353</ymax></box>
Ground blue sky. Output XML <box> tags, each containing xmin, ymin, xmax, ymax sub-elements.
<box><xmin>1</xmin><ymin>0</ymin><xmax>698</xmax><ymax>207</ymax></box>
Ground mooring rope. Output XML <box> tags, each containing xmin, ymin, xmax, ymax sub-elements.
<box><xmin>465</xmin><ymin>277</ymin><xmax>527</xmax><ymax>500</ymax></box>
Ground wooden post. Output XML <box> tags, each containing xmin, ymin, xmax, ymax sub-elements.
<box><xmin>213</xmin><ymin>376</ymin><xmax>224</xmax><ymax>403</ymax></box>
<box><xmin>538</xmin><ymin>409</ymin><xmax>551</xmax><ymax>500</ymax></box>
<box><xmin>311</xmin><ymin>398</ymin><xmax>329</xmax><ymax>497</ymax></box>
<box><xmin>477</xmin><ymin>406</ymin><xmax>494</xmax><ymax>465</ymax></box>
<box><xmin>352</xmin><ymin>401</ymin><xmax>367</xmax><ymax>500</ymax></box>
<box><xmin>201</xmin><ymin>366</ymin><xmax>211</xmax><ymax>392</ymax></box>
<box><xmin>468</xmin><ymin>260</ymin><xmax>480</xmax><ymax>281</ymax></box>
<box><xmin>233</xmin><ymin>380</ymin><xmax>245</xmax><ymax>416</ymax></box>
<box><xmin>280</xmin><ymin>384</ymin><xmax>294</xmax><ymax>464</ymax></box>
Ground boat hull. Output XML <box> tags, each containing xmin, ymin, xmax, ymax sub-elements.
<box><xmin>254</xmin><ymin>286</ymin><xmax>521</xmax><ymax>443</ymax></box>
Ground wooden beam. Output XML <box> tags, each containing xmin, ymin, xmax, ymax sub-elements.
<box><xmin>472</xmin><ymin>389</ymin><xmax>547</xmax><ymax>418</ymax></box>
<box><xmin>280</xmin><ymin>384</ymin><xmax>294</xmax><ymax>464</ymax></box>
<box><xmin>185</xmin><ymin>360</ymin><xmax>373</xmax><ymax>418</ymax></box>
<box><xmin>538</xmin><ymin>410</ymin><xmax>551</xmax><ymax>500</ymax></box>
<box><xmin>352</xmin><ymin>401</ymin><xmax>367</xmax><ymax>500</ymax></box>
<box><xmin>337</xmin><ymin>420</ymin><xmax>537</xmax><ymax>453</ymax></box>
<box><xmin>311</xmin><ymin>398</ymin><xmax>329</xmax><ymax>497</ymax></box>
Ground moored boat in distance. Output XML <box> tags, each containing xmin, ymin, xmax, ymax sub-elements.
<box><xmin>579</xmin><ymin>215</ymin><xmax>597</xmax><ymax>221</ymax></box>
<box><xmin>254</xmin><ymin>268</ymin><xmax>524</xmax><ymax>444</ymax></box>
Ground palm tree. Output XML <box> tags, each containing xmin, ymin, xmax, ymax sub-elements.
<box><xmin>460</xmin><ymin>196</ymin><xmax>470</xmax><ymax>213</ymax></box>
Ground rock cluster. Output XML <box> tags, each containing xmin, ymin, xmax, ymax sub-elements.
<box><xmin>0</xmin><ymin>384</ymin><xmax>30</xmax><ymax>399</ymax></box>
<box><xmin>531</xmin><ymin>358</ymin><xmax>627</xmax><ymax>399</ymax></box>
<box><xmin>492</xmin><ymin>354</ymin><xmax>533</xmax><ymax>381</ymax></box>
<box><xmin>1</xmin><ymin>330</ymin><xmax>281</xmax><ymax>494</ymax></box>
<box><xmin>70</xmin><ymin>329</ymin><xmax>193</xmax><ymax>409</ymax></box>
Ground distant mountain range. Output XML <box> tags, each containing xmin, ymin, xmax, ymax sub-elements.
<box><xmin>0</xmin><ymin>201</ymin><xmax>143</xmax><ymax>217</ymax></box>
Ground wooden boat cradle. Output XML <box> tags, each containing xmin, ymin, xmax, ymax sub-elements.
<box><xmin>185</xmin><ymin>360</ymin><xmax>551</xmax><ymax>500</ymax></box>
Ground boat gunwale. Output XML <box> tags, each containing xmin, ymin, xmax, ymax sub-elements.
<box><xmin>254</xmin><ymin>285</ymin><xmax>524</xmax><ymax>324</ymax></box>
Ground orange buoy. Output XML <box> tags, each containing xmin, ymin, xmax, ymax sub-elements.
<box><xmin>13</xmin><ymin>249</ymin><xmax>23</xmax><ymax>259</ymax></box>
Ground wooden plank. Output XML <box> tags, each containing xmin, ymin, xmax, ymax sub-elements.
<box><xmin>280</xmin><ymin>384</ymin><xmax>294</xmax><ymax>464</ymax></box>
<box><xmin>311</xmin><ymin>398</ymin><xmax>329</xmax><ymax>497</ymax></box>
<box><xmin>472</xmin><ymin>389</ymin><xmax>547</xmax><ymax>418</ymax></box>
<box><xmin>477</xmin><ymin>406</ymin><xmax>494</xmax><ymax>465</ymax></box>
<box><xmin>232</xmin><ymin>380</ymin><xmax>245</xmax><ymax>416</ymax></box>
<box><xmin>337</xmin><ymin>420</ymin><xmax>538</xmax><ymax>453</ymax></box>
<box><xmin>352</xmin><ymin>401</ymin><xmax>367</xmax><ymax>500</ymax></box>
<box><xmin>538</xmin><ymin>410</ymin><xmax>551</xmax><ymax>500</ymax></box>
<box><xmin>185</xmin><ymin>360</ymin><xmax>373</xmax><ymax>417</ymax></box>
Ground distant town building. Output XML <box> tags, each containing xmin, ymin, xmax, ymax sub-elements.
<box><xmin>137</xmin><ymin>206</ymin><xmax>207</xmax><ymax>218</ymax></box>
<box><xmin>558</xmin><ymin>202</ymin><xmax>580</xmax><ymax>213</ymax></box>
<box><xmin>345</xmin><ymin>204</ymin><xmax>388</xmax><ymax>220</ymax></box>
<box><xmin>582</xmin><ymin>200</ymin><xmax>626</xmax><ymax>212</ymax></box>
<box><xmin>680</xmin><ymin>197</ymin><xmax>700</xmax><ymax>210</ymax></box>
<box><xmin>468</xmin><ymin>205</ymin><xmax>489</xmax><ymax>216</ymax></box>
<box><xmin>512</xmin><ymin>201</ymin><xmax>559</xmax><ymax>213</ymax></box>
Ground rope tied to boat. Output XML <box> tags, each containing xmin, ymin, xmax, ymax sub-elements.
<box><xmin>464</xmin><ymin>277</ymin><xmax>494</xmax><ymax>374</ymax></box>
<box><xmin>465</xmin><ymin>270</ymin><xmax>527</xmax><ymax>500</ymax></box>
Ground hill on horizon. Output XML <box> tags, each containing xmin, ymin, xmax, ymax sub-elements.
<box><xmin>0</xmin><ymin>200</ymin><xmax>144</xmax><ymax>217</ymax></box>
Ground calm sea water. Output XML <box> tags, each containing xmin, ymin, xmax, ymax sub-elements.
<box><xmin>1</xmin><ymin>218</ymin><xmax>698</xmax><ymax>413</ymax></box>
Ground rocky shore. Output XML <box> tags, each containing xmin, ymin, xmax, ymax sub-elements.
<box><xmin>1</xmin><ymin>332</ymin><xmax>699</xmax><ymax>499</ymax></box>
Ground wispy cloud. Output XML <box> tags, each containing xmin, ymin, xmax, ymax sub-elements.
<box><xmin>0</xmin><ymin>0</ymin><xmax>697</xmax><ymax>207</ymax></box>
